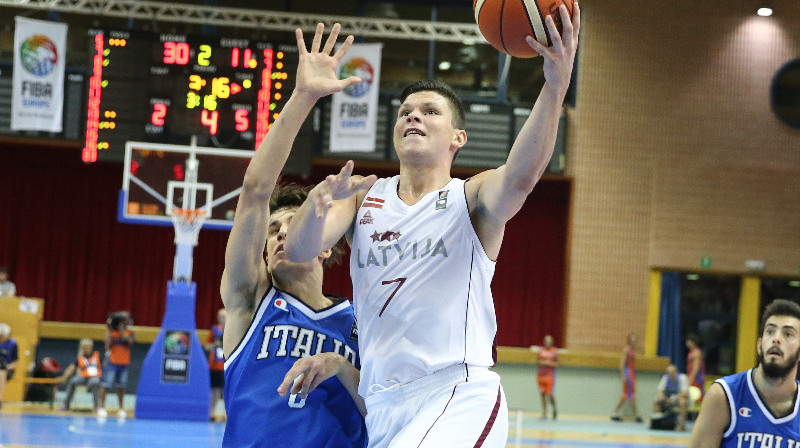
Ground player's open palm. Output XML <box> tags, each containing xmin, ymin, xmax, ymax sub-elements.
<box><xmin>295</xmin><ymin>23</ymin><xmax>361</xmax><ymax>100</ymax></box>
<box><xmin>526</xmin><ymin>2</ymin><xmax>580</xmax><ymax>96</ymax></box>
<box><xmin>310</xmin><ymin>160</ymin><xmax>377</xmax><ymax>218</ymax></box>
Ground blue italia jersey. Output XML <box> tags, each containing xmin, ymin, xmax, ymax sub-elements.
<box><xmin>717</xmin><ymin>369</ymin><xmax>800</xmax><ymax>448</ymax></box>
<box><xmin>223</xmin><ymin>286</ymin><xmax>367</xmax><ymax>448</ymax></box>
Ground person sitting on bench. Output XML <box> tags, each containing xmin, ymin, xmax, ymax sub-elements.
<box><xmin>58</xmin><ymin>339</ymin><xmax>103</xmax><ymax>414</ymax></box>
<box><xmin>652</xmin><ymin>364</ymin><xmax>689</xmax><ymax>431</ymax></box>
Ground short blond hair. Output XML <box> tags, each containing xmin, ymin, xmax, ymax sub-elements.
<box><xmin>0</xmin><ymin>323</ymin><xmax>10</xmax><ymax>337</ymax></box>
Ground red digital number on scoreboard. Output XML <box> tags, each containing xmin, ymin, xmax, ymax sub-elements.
<box><xmin>201</xmin><ymin>109</ymin><xmax>218</xmax><ymax>135</ymax></box>
<box><xmin>230</xmin><ymin>48</ymin><xmax>256</xmax><ymax>69</ymax></box>
<box><xmin>151</xmin><ymin>103</ymin><xmax>167</xmax><ymax>126</ymax></box>
<box><xmin>235</xmin><ymin>110</ymin><xmax>249</xmax><ymax>131</ymax></box>
<box><xmin>163</xmin><ymin>41</ymin><xmax>190</xmax><ymax>65</ymax></box>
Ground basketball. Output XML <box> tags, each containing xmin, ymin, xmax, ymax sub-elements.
<box><xmin>474</xmin><ymin>0</ymin><xmax>574</xmax><ymax>58</ymax></box>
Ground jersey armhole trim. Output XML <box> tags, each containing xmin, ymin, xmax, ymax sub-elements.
<box><xmin>716</xmin><ymin>379</ymin><xmax>737</xmax><ymax>439</ymax></box>
<box><xmin>224</xmin><ymin>286</ymin><xmax>276</xmax><ymax>370</ymax></box>
<box><xmin>458</xmin><ymin>178</ymin><xmax>496</xmax><ymax>266</ymax></box>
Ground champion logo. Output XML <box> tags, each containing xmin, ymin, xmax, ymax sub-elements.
<box><xmin>363</xmin><ymin>196</ymin><xmax>384</xmax><ymax>209</ymax></box>
<box><xmin>359</xmin><ymin>210</ymin><xmax>374</xmax><ymax>225</ymax></box>
<box><xmin>738</xmin><ymin>407</ymin><xmax>752</xmax><ymax>417</ymax></box>
<box><xmin>274</xmin><ymin>298</ymin><xmax>288</xmax><ymax>312</ymax></box>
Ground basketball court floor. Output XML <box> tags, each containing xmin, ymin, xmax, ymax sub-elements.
<box><xmin>0</xmin><ymin>404</ymin><xmax>690</xmax><ymax>448</ymax></box>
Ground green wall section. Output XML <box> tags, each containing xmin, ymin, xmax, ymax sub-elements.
<box><xmin>493</xmin><ymin>363</ymin><xmax>664</xmax><ymax>417</ymax></box>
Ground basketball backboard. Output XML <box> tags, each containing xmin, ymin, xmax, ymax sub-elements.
<box><xmin>120</xmin><ymin>140</ymin><xmax>253</xmax><ymax>230</ymax></box>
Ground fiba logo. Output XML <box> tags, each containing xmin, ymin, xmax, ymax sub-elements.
<box><xmin>19</xmin><ymin>34</ymin><xmax>59</xmax><ymax>77</ymax></box>
<box><xmin>738</xmin><ymin>407</ymin><xmax>752</xmax><ymax>417</ymax></box>
<box><xmin>339</xmin><ymin>57</ymin><xmax>374</xmax><ymax>98</ymax></box>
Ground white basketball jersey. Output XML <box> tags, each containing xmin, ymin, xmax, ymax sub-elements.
<box><xmin>350</xmin><ymin>176</ymin><xmax>497</xmax><ymax>398</ymax></box>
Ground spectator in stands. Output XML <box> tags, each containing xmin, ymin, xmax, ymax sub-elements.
<box><xmin>0</xmin><ymin>267</ymin><xmax>16</xmax><ymax>297</ymax></box>
<box><xmin>99</xmin><ymin>311</ymin><xmax>134</xmax><ymax>419</ymax></box>
<box><xmin>652</xmin><ymin>364</ymin><xmax>689</xmax><ymax>431</ymax></box>
<box><xmin>206</xmin><ymin>308</ymin><xmax>226</xmax><ymax>421</ymax></box>
<box><xmin>58</xmin><ymin>338</ymin><xmax>103</xmax><ymax>413</ymax></box>
<box><xmin>0</xmin><ymin>322</ymin><xmax>19</xmax><ymax>410</ymax></box>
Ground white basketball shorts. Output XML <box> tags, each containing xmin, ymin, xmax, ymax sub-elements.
<box><xmin>364</xmin><ymin>364</ymin><xmax>508</xmax><ymax>448</ymax></box>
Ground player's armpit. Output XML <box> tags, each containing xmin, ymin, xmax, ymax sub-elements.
<box><xmin>688</xmin><ymin>383</ymin><xmax>730</xmax><ymax>448</ymax></box>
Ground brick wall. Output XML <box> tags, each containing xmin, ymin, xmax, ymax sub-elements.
<box><xmin>565</xmin><ymin>1</ymin><xmax>800</xmax><ymax>351</ymax></box>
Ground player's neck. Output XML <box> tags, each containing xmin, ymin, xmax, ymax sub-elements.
<box><xmin>753</xmin><ymin>366</ymin><xmax>798</xmax><ymax>408</ymax></box>
<box><xmin>272</xmin><ymin>269</ymin><xmax>331</xmax><ymax>311</ymax></box>
<box><xmin>397</xmin><ymin>165</ymin><xmax>451</xmax><ymax>205</ymax></box>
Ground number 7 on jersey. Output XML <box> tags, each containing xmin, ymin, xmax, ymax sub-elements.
<box><xmin>379</xmin><ymin>278</ymin><xmax>406</xmax><ymax>317</ymax></box>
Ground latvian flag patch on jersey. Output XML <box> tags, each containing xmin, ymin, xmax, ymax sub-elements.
<box><xmin>363</xmin><ymin>197</ymin><xmax>384</xmax><ymax>209</ymax></box>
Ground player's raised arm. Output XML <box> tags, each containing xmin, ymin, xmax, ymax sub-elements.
<box><xmin>220</xmin><ymin>23</ymin><xmax>361</xmax><ymax>356</ymax></box>
<box><xmin>688</xmin><ymin>383</ymin><xmax>730</xmax><ymax>448</ymax></box>
<box><xmin>284</xmin><ymin>160</ymin><xmax>376</xmax><ymax>263</ymax></box>
<box><xmin>472</xmin><ymin>4</ymin><xmax>580</xmax><ymax>228</ymax></box>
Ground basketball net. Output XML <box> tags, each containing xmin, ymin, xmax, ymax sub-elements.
<box><xmin>171</xmin><ymin>208</ymin><xmax>207</xmax><ymax>247</ymax></box>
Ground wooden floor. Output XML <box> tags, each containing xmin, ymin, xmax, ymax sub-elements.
<box><xmin>0</xmin><ymin>403</ymin><xmax>690</xmax><ymax>448</ymax></box>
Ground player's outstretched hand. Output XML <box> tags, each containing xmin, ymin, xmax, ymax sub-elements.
<box><xmin>294</xmin><ymin>23</ymin><xmax>361</xmax><ymax>100</ymax></box>
<box><xmin>525</xmin><ymin>2</ymin><xmax>580</xmax><ymax>96</ymax></box>
<box><xmin>277</xmin><ymin>352</ymin><xmax>348</xmax><ymax>399</ymax></box>
<box><xmin>309</xmin><ymin>160</ymin><xmax>377</xmax><ymax>218</ymax></box>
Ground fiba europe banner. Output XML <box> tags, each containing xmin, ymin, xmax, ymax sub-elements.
<box><xmin>330</xmin><ymin>43</ymin><xmax>383</xmax><ymax>153</ymax></box>
<box><xmin>11</xmin><ymin>17</ymin><xmax>68</xmax><ymax>132</ymax></box>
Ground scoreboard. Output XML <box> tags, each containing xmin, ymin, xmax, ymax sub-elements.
<box><xmin>83</xmin><ymin>29</ymin><xmax>299</xmax><ymax>162</ymax></box>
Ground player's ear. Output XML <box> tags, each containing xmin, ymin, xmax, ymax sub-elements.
<box><xmin>318</xmin><ymin>249</ymin><xmax>332</xmax><ymax>264</ymax></box>
<box><xmin>451</xmin><ymin>129</ymin><xmax>467</xmax><ymax>149</ymax></box>
<box><xmin>756</xmin><ymin>338</ymin><xmax>763</xmax><ymax>356</ymax></box>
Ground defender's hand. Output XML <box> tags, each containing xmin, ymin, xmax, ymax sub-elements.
<box><xmin>277</xmin><ymin>352</ymin><xmax>348</xmax><ymax>399</ymax></box>
<box><xmin>294</xmin><ymin>23</ymin><xmax>361</xmax><ymax>100</ymax></box>
<box><xmin>308</xmin><ymin>160</ymin><xmax>377</xmax><ymax>218</ymax></box>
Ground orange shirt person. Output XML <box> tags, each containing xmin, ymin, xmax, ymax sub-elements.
<box><xmin>536</xmin><ymin>335</ymin><xmax>559</xmax><ymax>420</ymax></box>
<box><xmin>58</xmin><ymin>338</ymin><xmax>103</xmax><ymax>412</ymax></box>
<box><xmin>99</xmin><ymin>311</ymin><xmax>134</xmax><ymax>418</ymax></box>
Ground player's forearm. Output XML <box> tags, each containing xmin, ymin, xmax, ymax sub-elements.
<box><xmin>242</xmin><ymin>92</ymin><xmax>316</xmax><ymax>198</ymax></box>
<box><xmin>503</xmin><ymin>86</ymin><xmax>565</xmax><ymax>193</ymax></box>
<box><xmin>285</xmin><ymin>187</ymin><xmax>329</xmax><ymax>263</ymax></box>
<box><xmin>336</xmin><ymin>362</ymin><xmax>366</xmax><ymax>417</ymax></box>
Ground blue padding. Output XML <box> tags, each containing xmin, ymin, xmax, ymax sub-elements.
<box><xmin>135</xmin><ymin>281</ymin><xmax>210</xmax><ymax>420</ymax></box>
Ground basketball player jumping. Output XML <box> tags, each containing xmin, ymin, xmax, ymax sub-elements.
<box><xmin>282</xmin><ymin>5</ymin><xmax>580</xmax><ymax>447</ymax></box>
<box><xmin>689</xmin><ymin>299</ymin><xmax>800</xmax><ymax>447</ymax></box>
<box><xmin>220</xmin><ymin>24</ymin><xmax>372</xmax><ymax>448</ymax></box>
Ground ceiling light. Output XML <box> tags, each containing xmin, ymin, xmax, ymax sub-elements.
<box><xmin>686</xmin><ymin>274</ymin><xmax>700</xmax><ymax>281</ymax></box>
<box><xmin>757</xmin><ymin>7</ymin><xmax>773</xmax><ymax>16</ymax></box>
<box><xmin>438</xmin><ymin>61</ymin><xmax>451</xmax><ymax>71</ymax></box>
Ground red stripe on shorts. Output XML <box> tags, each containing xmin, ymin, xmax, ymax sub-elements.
<box><xmin>416</xmin><ymin>386</ymin><xmax>458</xmax><ymax>447</ymax></box>
<box><xmin>473</xmin><ymin>385</ymin><xmax>502</xmax><ymax>448</ymax></box>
